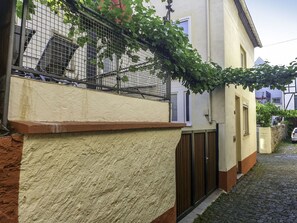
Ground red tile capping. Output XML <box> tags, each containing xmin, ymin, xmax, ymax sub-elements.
<box><xmin>10</xmin><ymin>121</ymin><xmax>185</xmax><ymax>134</ymax></box>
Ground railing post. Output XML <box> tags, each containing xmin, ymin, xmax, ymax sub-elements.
<box><xmin>167</xmin><ymin>73</ymin><xmax>171</xmax><ymax>122</ymax></box>
<box><xmin>86</xmin><ymin>29</ymin><xmax>97</xmax><ymax>89</ymax></box>
<box><xmin>116</xmin><ymin>57</ymin><xmax>121</xmax><ymax>94</ymax></box>
<box><xmin>18</xmin><ymin>0</ymin><xmax>29</xmax><ymax>67</ymax></box>
<box><xmin>0</xmin><ymin>0</ymin><xmax>16</xmax><ymax>129</ymax></box>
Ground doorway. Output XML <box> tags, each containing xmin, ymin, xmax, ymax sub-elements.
<box><xmin>235</xmin><ymin>96</ymin><xmax>241</xmax><ymax>173</ymax></box>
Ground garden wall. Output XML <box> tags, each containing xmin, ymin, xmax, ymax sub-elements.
<box><xmin>258</xmin><ymin>124</ymin><xmax>287</xmax><ymax>154</ymax></box>
<box><xmin>1</xmin><ymin>125</ymin><xmax>182</xmax><ymax>223</ymax></box>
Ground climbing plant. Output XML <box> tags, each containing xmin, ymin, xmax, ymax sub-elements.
<box><xmin>256</xmin><ymin>102</ymin><xmax>297</xmax><ymax>127</ymax></box>
<box><xmin>16</xmin><ymin>0</ymin><xmax>297</xmax><ymax>93</ymax></box>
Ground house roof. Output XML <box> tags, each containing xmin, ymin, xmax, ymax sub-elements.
<box><xmin>234</xmin><ymin>0</ymin><xmax>262</xmax><ymax>48</ymax></box>
<box><xmin>255</xmin><ymin>57</ymin><xmax>265</xmax><ymax>66</ymax></box>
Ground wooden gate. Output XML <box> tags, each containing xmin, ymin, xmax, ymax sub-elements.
<box><xmin>176</xmin><ymin>129</ymin><xmax>218</xmax><ymax>220</ymax></box>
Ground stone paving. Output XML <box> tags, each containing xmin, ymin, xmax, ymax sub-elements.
<box><xmin>193</xmin><ymin>142</ymin><xmax>297</xmax><ymax>223</ymax></box>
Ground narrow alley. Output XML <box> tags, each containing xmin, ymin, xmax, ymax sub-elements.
<box><xmin>194</xmin><ymin>142</ymin><xmax>297</xmax><ymax>223</ymax></box>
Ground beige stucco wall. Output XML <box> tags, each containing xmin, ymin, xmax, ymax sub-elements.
<box><xmin>258</xmin><ymin>125</ymin><xmax>287</xmax><ymax>154</ymax></box>
<box><xmin>8</xmin><ymin>76</ymin><xmax>169</xmax><ymax>123</ymax></box>
<box><xmin>150</xmin><ymin>0</ymin><xmax>225</xmax><ymax>65</ymax></box>
<box><xmin>151</xmin><ymin>0</ymin><xmax>258</xmax><ymax>172</ymax></box>
<box><xmin>258</xmin><ymin>127</ymin><xmax>272</xmax><ymax>154</ymax></box>
<box><xmin>19</xmin><ymin>129</ymin><xmax>181</xmax><ymax>223</ymax></box>
<box><xmin>222</xmin><ymin>86</ymin><xmax>257</xmax><ymax>170</ymax></box>
<box><xmin>151</xmin><ymin>0</ymin><xmax>225</xmax><ymax>133</ymax></box>
<box><xmin>221</xmin><ymin>0</ymin><xmax>257</xmax><ymax>171</ymax></box>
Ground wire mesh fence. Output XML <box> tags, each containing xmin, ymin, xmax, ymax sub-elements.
<box><xmin>12</xmin><ymin>0</ymin><xmax>170</xmax><ymax>101</ymax></box>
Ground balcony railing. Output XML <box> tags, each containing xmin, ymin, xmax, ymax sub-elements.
<box><xmin>12</xmin><ymin>0</ymin><xmax>170</xmax><ymax>101</ymax></box>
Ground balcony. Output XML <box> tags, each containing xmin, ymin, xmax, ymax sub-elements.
<box><xmin>12</xmin><ymin>0</ymin><xmax>170</xmax><ymax>101</ymax></box>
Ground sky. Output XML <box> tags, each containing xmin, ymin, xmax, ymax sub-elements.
<box><xmin>245</xmin><ymin>0</ymin><xmax>297</xmax><ymax>66</ymax></box>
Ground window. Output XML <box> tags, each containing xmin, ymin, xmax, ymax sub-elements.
<box><xmin>177</xmin><ymin>19</ymin><xmax>189</xmax><ymax>37</ymax></box>
<box><xmin>36</xmin><ymin>34</ymin><xmax>78</xmax><ymax>76</ymax></box>
<box><xmin>240</xmin><ymin>46</ymin><xmax>247</xmax><ymax>68</ymax></box>
<box><xmin>243</xmin><ymin>105</ymin><xmax>249</xmax><ymax>135</ymax></box>
<box><xmin>171</xmin><ymin>94</ymin><xmax>178</xmax><ymax>122</ymax></box>
<box><xmin>176</xmin><ymin>18</ymin><xmax>191</xmax><ymax>42</ymax></box>
<box><xmin>272</xmin><ymin>97</ymin><xmax>281</xmax><ymax>104</ymax></box>
<box><xmin>170</xmin><ymin>89</ymin><xmax>191</xmax><ymax>125</ymax></box>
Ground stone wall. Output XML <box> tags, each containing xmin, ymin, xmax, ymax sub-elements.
<box><xmin>271</xmin><ymin>124</ymin><xmax>287</xmax><ymax>152</ymax></box>
<box><xmin>0</xmin><ymin>134</ymin><xmax>23</xmax><ymax>223</ymax></box>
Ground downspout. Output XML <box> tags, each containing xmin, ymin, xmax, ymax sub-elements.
<box><xmin>206</xmin><ymin>0</ymin><xmax>213</xmax><ymax>124</ymax></box>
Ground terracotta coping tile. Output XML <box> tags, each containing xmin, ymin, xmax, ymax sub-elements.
<box><xmin>10</xmin><ymin>121</ymin><xmax>185</xmax><ymax>134</ymax></box>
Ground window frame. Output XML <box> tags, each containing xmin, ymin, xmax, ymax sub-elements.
<box><xmin>272</xmin><ymin>97</ymin><xmax>281</xmax><ymax>104</ymax></box>
<box><xmin>171</xmin><ymin>93</ymin><xmax>178</xmax><ymax>122</ymax></box>
<box><xmin>243</xmin><ymin>105</ymin><xmax>249</xmax><ymax>136</ymax></box>
<box><xmin>177</xmin><ymin>16</ymin><xmax>192</xmax><ymax>43</ymax></box>
<box><xmin>170</xmin><ymin>88</ymin><xmax>192</xmax><ymax>126</ymax></box>
<box><xmin>240</xmin><ymin>46</ymin><xmax>247</xmax><ymax>69</ymax></box>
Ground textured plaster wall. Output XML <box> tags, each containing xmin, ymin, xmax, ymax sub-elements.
<box><xmin>19</xmin><ymin>129</ymin><xmax>181</xmax><ymax>223</ymax></box>
<box><xmin>8</xmin><ymin>77</ymin><xmax>169</xmax><ymax>123</ymax></box>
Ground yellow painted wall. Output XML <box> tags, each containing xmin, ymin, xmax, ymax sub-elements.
<box><xmin>222</xmin><ymin>0</ymin><xmax>257</xmax><ymax>171</ymax></box>
<box><xmin>8</xmin><ymin>77</ymin><xmax>169</xmax><ymax>123</ymax></box>
<box><xmin>151</xmin><ymin>0</ymin><xmax>258</xmax><ymax>172</ymax></box>
<box><xmin>19</xmin><ymin>129</ymin><xmax>181</xmax><ymax>223</ymax></box>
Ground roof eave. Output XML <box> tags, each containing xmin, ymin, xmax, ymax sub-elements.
<box><xmin>234</xmin><ymin>0</ymin><xmax>263</xmax><ymax>48</ymax></box>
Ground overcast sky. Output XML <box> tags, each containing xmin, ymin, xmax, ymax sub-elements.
<box><xmin>245</xmin><ymin>0</ymin><xmax>297</xmax><ymax>65</ymax></box>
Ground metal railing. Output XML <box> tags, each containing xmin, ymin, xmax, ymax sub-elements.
<box><xmin>11</xmin><ymin>0</ymin><xmax>170</xmax><ymax>101</ymax></box>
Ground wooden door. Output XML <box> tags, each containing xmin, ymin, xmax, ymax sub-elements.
<box><xmin>176</xmin><ymin>130</ymin><xmax>218</xmax><ymax>220</ymax></box>
<box><xmin>176</xmin><ymin>134</ymin><xmax>192</xmax><ymax>217</ymax></box>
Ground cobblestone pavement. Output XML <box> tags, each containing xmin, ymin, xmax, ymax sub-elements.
<box><xmin>193</xmin><ymin>142</ymin><xmax>297</xmax><ymax>223</ymax></box>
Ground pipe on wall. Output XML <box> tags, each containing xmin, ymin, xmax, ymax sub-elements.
<box><xmin>206</xmin><ymin>0</ymin><xmax>213</xmax><ymax>124</ymax></box>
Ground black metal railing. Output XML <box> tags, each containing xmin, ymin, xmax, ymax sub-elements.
<box><xmin>12</xmin><ymin>0</ymin><xmax>170</xmax><ymax>101</ymax></box>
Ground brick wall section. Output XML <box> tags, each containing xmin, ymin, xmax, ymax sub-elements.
<box><xmin>0</xmin><ymin>134</ymin><xmax>23</xmax><ymax>223</ymax></box>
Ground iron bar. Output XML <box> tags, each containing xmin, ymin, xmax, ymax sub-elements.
<box><xmin>11</xmin><ymin>66</ymin><xmax>166</xmax><ymax>99</ymax></box>
<box><xmin>163</xmin><ymin>0</ymin><xmax>174</xmax><ymax>23</ymax></box>
<box><xmin>18</xmin><ymin>0</ymin><xmax>29</xmax><ymax>67</ymax></box>
<box><xmin>2</xmin><ymin>0</ymin><xmax>16</xmax><ymax>129</ymax></box>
